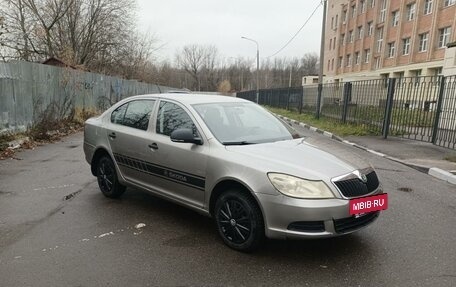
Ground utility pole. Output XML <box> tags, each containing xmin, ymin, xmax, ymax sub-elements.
<box><xmin>317</xmin><ymin>0</ymin><xmax>327</xmax><ymax>118</ymax></box>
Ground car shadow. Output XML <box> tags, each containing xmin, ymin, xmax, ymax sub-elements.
<box><xmin>103</xmin><ymin>188</ymin><xmax>377</xmax><ymax>261</ymax></box>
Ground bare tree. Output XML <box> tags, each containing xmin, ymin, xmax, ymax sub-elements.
<box><xmin>176</xmin><ymin>44</ymin><xmax>220</xmax><ymax>91</ymax></box>
<box><xmin>201</xmin><ymin>45</ymin><xmax>219</xmax><ymax>91</ymax></box>
<box><xmin>300</xmin><ymin>52</ymin><xmax>319</xmax><ymax>76</ymax></box>
<box><xmin>0</xmin><ymin>0</ymin><xmax>155</xmax><ymax>77</ymax></box>
<box><xmin>176</xmin><ymin>44</ymin><xmax>205</xmax><ymax>91</ymax></box>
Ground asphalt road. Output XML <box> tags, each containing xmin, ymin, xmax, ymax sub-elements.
<box><xmin>0</xmin><ymin>128</ymin><xmax>455</xmax><ymax>287</ymax></box>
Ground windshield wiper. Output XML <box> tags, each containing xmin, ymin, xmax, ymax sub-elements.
<box><xmin>222</xmin><ymin>141</ymin><xmax>256</xmax><ymax>146</ymax></box>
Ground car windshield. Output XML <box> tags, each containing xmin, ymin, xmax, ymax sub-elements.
<box><xmin>193</xmin><ymin>102</ymin><xmax>293</xmax><ymax>145</ymax></box>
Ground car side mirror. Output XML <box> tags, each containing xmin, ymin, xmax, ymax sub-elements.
<box><xmin>170</xmin><ymin>128</ymin><xmax>203</xmax><ymax>145</ymax></box>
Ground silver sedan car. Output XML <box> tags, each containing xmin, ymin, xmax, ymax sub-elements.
<box><xmin>84</xmin><ymin>93</ymin><xmax>387</xmax><ymax>252</ymax></box>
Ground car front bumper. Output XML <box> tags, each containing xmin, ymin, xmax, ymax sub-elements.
<box><xmin>256</xmin><ymin>190</ymin><xmax>383</xmax><ymax>240</ymax></box>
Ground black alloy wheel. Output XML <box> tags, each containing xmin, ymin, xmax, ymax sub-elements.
<box><xmin>96</xmin><ymin>155</ymin><xmax>126</xmax><ymax>198</ymax></box>
<box><xmin>215</xmin><ymin>189</ymin><xmax>264</xmax><ymax>252</ymax></box>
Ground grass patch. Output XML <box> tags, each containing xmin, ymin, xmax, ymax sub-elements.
<box><xmin>266</xmin><ymin>107</ymin><xmax>380</xmax><ymax>137</ymax></box>
<box><xmin>445</xmin><ymin>155</ymin><xmax>456</xmax><ymax>163</ymax></box>
<box><xmin>0</xmin><ymin>108</ymin><xmax>99</xmax><ymax>159</ymax></box>
<box><xmin>0</xmin><ymin>132</ymin><xmax>28</xmax><ymax>152</ymax></box>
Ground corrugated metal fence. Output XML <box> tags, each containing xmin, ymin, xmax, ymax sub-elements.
<box><xmin>0</xmin><ymin>61</ymin><xmax>177</xmax><ymax>132</ymax></box>
<box><xmin>237</xmin><ymin>75</ymin><xmax>456</xmax><ymax>150</ymax></box>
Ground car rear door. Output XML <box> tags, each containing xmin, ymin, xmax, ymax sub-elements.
<box><xmin>106</xmin><ymin>99</ymin><xmax>158</xmax><ymax>187</ymax></box>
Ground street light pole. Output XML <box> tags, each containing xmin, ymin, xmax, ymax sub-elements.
<box><xmin>241</xmin><ymin>36</ymin><xmax>259</xmax><ymax>104</ymax></box>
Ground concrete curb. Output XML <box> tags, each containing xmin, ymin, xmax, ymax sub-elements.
<box><xmin>277</xmin><ymin>114</ymin><xmax>456</xmax><ymax>186</ymax></box>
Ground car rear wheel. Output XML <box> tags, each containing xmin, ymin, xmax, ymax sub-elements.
<box><xmin>214</xmin><ymin>189</ymin><xmax>264</xmax><ymax>252</ymax></box>
<box><xmin>96</xmin><ymin>155</ymin><xmax>125</xmax><ymax>198</ymax></box>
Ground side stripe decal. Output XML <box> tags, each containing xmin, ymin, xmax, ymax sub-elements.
<box><xmin>113</xmin><ymin>153</ymin><xmax>205</xmax><ymax>191</ymax></box>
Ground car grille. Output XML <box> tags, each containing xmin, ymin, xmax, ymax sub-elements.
<box><xmin>287</xmin><ymin>221</ymin><xmax>325</xmax><ymax>233</ymax></box>
<box><xmin>333</xmin><ymin>171</ymin><xmax>379</xmax><ymax>198</ymax></box>
<box><xmin>334</xmin><ymin>211</ymin><xmax>379</xmax><ymax>234</ymax></box>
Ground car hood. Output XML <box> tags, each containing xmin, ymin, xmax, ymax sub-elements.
<box><xmin>225</xmin><ymin>138</ymin><xmax>370</xmax><ymax>181</ymax></box>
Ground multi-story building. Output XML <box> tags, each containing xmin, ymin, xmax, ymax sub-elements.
<box><xmin>324</xmin><ymin>0</ymin><xmax>456</xmax><ymax>82</ymax></box>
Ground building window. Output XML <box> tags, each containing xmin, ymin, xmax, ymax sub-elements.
<box><xmin>329</xmin><ymin>38</ymin><xmax>332</xmax><ymax>50</ymax></box>
<box><xmin>406</xmin><ymin>3</ymin><xmax>416</xmax><ymax>21</ymax></box>
<box><xmin>432</xmin><ymin>67</ymin><xmax>443</xmax><ymax>76</ymax></box>
<box><xmin>351</xmin><ymin>5</ymin><xmax>357</xmax><ymax>18</ymax></box>
<box><xmin>328</xmin><ymin>60</ymin><xmax>331</xmax><ymax>71</ymax></box>
<box><xmin>338</xmin><ymin>57</ymin><xmax>343</xmax><ymax>68</ymax></box>
<box><xmin>392</xmin><ymin>10</ymin><xmax>399</xmax><ymax>26</ymax></box>
<box><xmin>346</xmin><ymin>54</ymin><xmax>352</xmax><ymax>67</ymax></box>
<box><xmin>364</xmin><ymin>49</ymin><xmax>371</xmax><ymax>63</ymax></box>
<box><xmin>379</xmin><ymin>0</ymin><xmax>387</xmax><ymax>22</ymax></box>
<box><xmin>375</xmin><ymin>57</ymin><xmax>381</xmax><ymax>69</ymax></box>
<box><xmin>439</xmin><ymin>27</ymin><xmax>452</xmax><ymax>48</ymax></box>
<box><xmin>341</xmin><ymin>33</ymin><xmax>345</xmax><ymax>45</ymax></box>
<box><xmin>419</xmin><ymin>32</ymin><xmax>429</xmax><ymax>52</ymax></box>
<box><xmin>367</xmin><ymin>21</ymin><xmax>374</xmax><ymax>36</ymax></box>
<box><xmin>349</xmin><ymin>30</ymin><xmax>354</xmax><ymax>43</ymax></box>
<box><xmin>424</xmin><ymin>0</ymin><xmax>433</xmax><ymax>14</ymax></box>
<box><xmin>412</xmin><ymin>69</ymin><xmax>422</xmax><ymax>86</ymax></box>
<box><xmin>388</xmin><ymin>42</ymin><xmax>396</xmax><ymax>58</ymax></box>
<box><xmin>357</xmin><ymin>26</ymin><xmax>364</xmax><ymax>39</ymax></box>
<box><xmin>343</xmin><ymin>10</ymin><xmax>348</xmax><ymax>23</ymax></box>
<box><xmin>360</xmin><ymin>0</ymin><xmax>367</xmax><ymax>13</ymax></box>
<box><xmin>395</xmin><ymin>72</ymin><xmax>405</xmax><ymax>85</ymax></box>
<box><xmin>355</xmin><ymin>52</ymin><xmax>361</xmax><ymax>65</ymax></box>
<box><xmin>333</xmin><ymin>37</ymin><xmax>337</xmax><ymax>49</ymax></box>
<box><xmin>335</xmin><ymin>15</ymin><xmax>339</xmax><ymax>27</ymax></box>
<box><xmin>331</xmin><ymin>59</ymin><xmax>334</xmax><ymax>70</ymax></box>
<box><xmin>402</xmin><ymin>38</ymin><xmax>411</xmax><ymax>55</ymax></box>
<box><xmin>444</xmin><ymin>0</ymin><xmax>455</xmax><ymax>7</ymax></box>
<box><xmin>370</xmin><ymin>0</ymin><xmax>375</xmax><ymax>8</ymax></box>
<box><xmin>377</xmin><ymin>28</ymin><xmax>384</xmax><ymax>53</ymax></box>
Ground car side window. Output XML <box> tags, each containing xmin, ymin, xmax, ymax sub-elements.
<box><xmin>123</xmin><ymin>100</ymin><xmax>155</xmax><ymax>131</ymax></box>
<box><xmin>111</xmin><ymin>100</ymin><xmax>155</xmax><ymax>131</ymax></box>
<box><xmin>156</xmin><ymin>101</ymin><xmax>197</xmax><ymax>136</ymax></box>
<box><xmin>111</xmin><ymin>103</ymin><xmax>128</xmax><ymax>125</ymax></box>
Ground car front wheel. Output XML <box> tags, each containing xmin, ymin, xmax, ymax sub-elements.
<box><xmin>96</xmin><ymin>155</ymin><xmax>126</xmax><ymax>198</ymax></box>
<box><xmin>214</xmin><ymin>189</ymin><xmax>264</xmax><ymax>252</ymax></box>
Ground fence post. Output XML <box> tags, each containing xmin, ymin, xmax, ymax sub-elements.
<box><xmin>286</xmin><ymin>87</ymin><xmax>291</xmax><ymax>110</ymax></box>
<box><xmin>431</xmin><ymin>76</ymin><xmax>446</xmax><ymax>144</ymax></box>
<box><xmin>342</xmin><ymin>82</ymin><xmax>352</xmax><ymax>123</ymax></box>
<box><xmin>382</xmin><ymin>78</ymin><xmax>396</xmax><ymax>139</ymax></box>
<box><xmin>299</xmin><ymin>87</ymin><xmax>303</xmax><ymax>114</ymax></box>
<box><xmin>316</xmin><ymin>84</ymin><xmax>322</xmax><ymax>118</ymax></box>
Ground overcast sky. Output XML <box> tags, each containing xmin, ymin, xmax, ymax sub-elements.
<box><xmin>136</xmin><ymin>0</ymin><xmax>324</xmax><ymax>63</ymax></box>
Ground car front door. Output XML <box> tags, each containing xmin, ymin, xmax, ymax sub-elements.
<box><xmin>140</xmin><ymin>100</ymin><xmax>208</xmax><ymax>209</ymax></box>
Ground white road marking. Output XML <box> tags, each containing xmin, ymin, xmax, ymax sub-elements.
<box><xmin>33</xmin><ymin>184</ymin><xmax>75</xmax><ymax>191</ymax></box>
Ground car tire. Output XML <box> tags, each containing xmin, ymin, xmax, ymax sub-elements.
<box><xmin>214</xmin><ymin>189</ymin><xmax>264</xmax><ymax>252</ymax></box>
<box><xmin>96</xmin><ymin>155</ymin><xmax>126</xmax><ymax>198</ymax></box>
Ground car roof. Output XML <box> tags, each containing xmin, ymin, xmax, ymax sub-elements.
<box><xmin>126</xmin><ymin>93</ymin><xmax>250</xmax><ymax>105</ymax></box>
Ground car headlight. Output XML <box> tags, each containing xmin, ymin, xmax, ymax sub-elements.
<box><xmin>267</xmin><ymin>173</ymin><xmax>335</xmax><ymax>199</ymax></box>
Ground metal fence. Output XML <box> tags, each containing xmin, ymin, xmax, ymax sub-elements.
<box><xmin>0</xmin><ymin>61</ymin><xmax>177</xmax><ymax>133</ymax></box>
<box><xmin>237</xmin><ymin>75</ymin><xmax>456</xmax><ymax>150</ymax></box>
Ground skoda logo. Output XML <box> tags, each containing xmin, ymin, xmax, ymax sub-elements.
<box><xmin>360</xmin><ymin>174</ymin><xmax>368</xmax><ymax>183</ymax></box>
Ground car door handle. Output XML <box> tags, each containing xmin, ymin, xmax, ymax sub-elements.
<box><xmin>109</xmin><ymin>132</ymin><xmax>116</xmax><ymax>139</ymax></box>
<box><xmin>148</xmin><ymin>143</ymin><xmax>158</xmax><ymax>150</ymax></box>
